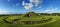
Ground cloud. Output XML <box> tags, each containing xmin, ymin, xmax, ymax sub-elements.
<box><xmin>22</xmin><ymin>0</ymin><xmax>43</xmax><ymax>10</ymax></box>
<box><xmin>44</xmin><ymin>8</ymin><xmax>58</xmax><ymax>13</ymax></box>
<box><xmin>24</xmin><ymin>3</ymin><xmax>33</xmax><ymax>10</ymax></box>
<box><xmin>22</xmin><ymin>1</ymin><xmax>25</xmax><ymax>6</ymax></box>
<box><xmin>29</xmin><ymin>0</ymin><xmax>42</xmax><ymax>6</ymax></box>
<box><xmin>22</xmin><ymin>1</ymin><xmax>33</xmax><ymax>10</ymax></box>
<box><xmin>0</xmin><ymin>8</ymin><xmax>8</xmax><ymax>14</ymax></box>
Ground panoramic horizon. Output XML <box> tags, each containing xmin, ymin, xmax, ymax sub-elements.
<box><xmin>0</xmin><ymin>0</ymin><xmax>60</xmax><ymax>14</ymax></box>
<box><xmin>0</xmin><ymin>0</ymin><xmax>60</xmax><ymax>27</ymax></box>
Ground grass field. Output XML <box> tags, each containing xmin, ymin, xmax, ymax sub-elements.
<box><xmin>0</xmin><ymin>13</ymin><xmax>60</xmax><ymax>27</ymax></box>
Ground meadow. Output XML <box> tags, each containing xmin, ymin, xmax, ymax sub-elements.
<box><xmin>0</xmin><ymin>12</ymin><xmax>60</xmax><ymax>27</ymax></box>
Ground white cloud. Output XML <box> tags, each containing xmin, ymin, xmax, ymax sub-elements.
<box><xmin>22</xmin><ymin>1</ymin><xmax>25</xmax><ymax>6</ymax></box>
<box><xmin>29</xmin><ymin>0</ymin><xmax>42</xmax><ymax>6</ymax></box>
<box><xmin>30</xmin><ymin>0</ymin><xmax>40</xmax><ymax>3</ymax></box>
<box><xmin>22</xmin><ymin>0</ymin><xmax>43</xmax><ymax>10</ymax></box>
<box><xmin>44</xmin><ymin>8</ymin><xmax>58</xmax><ymax>13</ymax></box>
<box><xmin>24</xmin><ymin>3</ymin><xmax>33</xmax><ymax>10</ymax></box>
<box><xmin>0</xmin><ymin>10</ymin><xmax>7</xmax><ymax>14</ymax></box>
<box><xmin>0</xmin><ymin>8</ymin><xmax>8</xmax><ymax>14</ymax></box>
<box><xmin>22</xmin><ymin>1</ymin><xmax>33</xmax><ymax>10</ymax></box>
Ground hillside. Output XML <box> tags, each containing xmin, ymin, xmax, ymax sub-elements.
<box><xmin>0</xmin><ymin>12</ymin><xmax>59</xmax><ymax>27</ymax></box>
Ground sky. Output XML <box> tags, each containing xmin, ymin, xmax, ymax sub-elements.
<box><xmin>0</xmin><ymin>0</ymin><xmax>60</xmax><ymax>14</ymax></box>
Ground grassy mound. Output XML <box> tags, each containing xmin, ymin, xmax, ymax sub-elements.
<box><xmin>2</xmin><ymin>12</ymin><xmax>57</xmax><ymax>27</ymax></box>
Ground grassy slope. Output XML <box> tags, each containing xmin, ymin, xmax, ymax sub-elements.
<box><xmin>0</xmin><ymin>15</ymin><xmax>60</xmax><ymax>27</ymax></box>
<box><xmin>0</xmin><ymin>16</ymin><xmax>10</xmax><ymax>27</ymax></box>
<box><xmin>40</xmin><ymin>16</ymin><xmax>60</xmax><ymax>27</ymax></box>
<box><xmin>14</xmin><ymin>16</ymin><xmax>58</xmax><ymax>27</ymax></box>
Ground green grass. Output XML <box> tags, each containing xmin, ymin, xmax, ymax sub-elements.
<box><xmin>0</xmin><ymin>15</ymin><xmax>59</xmax><ymax>27</ymax></box>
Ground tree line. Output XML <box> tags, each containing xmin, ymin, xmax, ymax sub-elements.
<box><xmin>38</xmin><ymin>13</ymin><xmax>60</xmax><ymax>16</ymax></box>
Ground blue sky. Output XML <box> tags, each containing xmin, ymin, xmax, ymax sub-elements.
<box><xmin>0</xmin><ymin>0</ymin><xmax>60</xmax><ymax>14</ymax></box>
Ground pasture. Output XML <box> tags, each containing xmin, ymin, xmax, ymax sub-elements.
<box><xmin>0</xmin><ymin>13</ymin><xmax>60</xmax><ymax>27</ymax></box>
